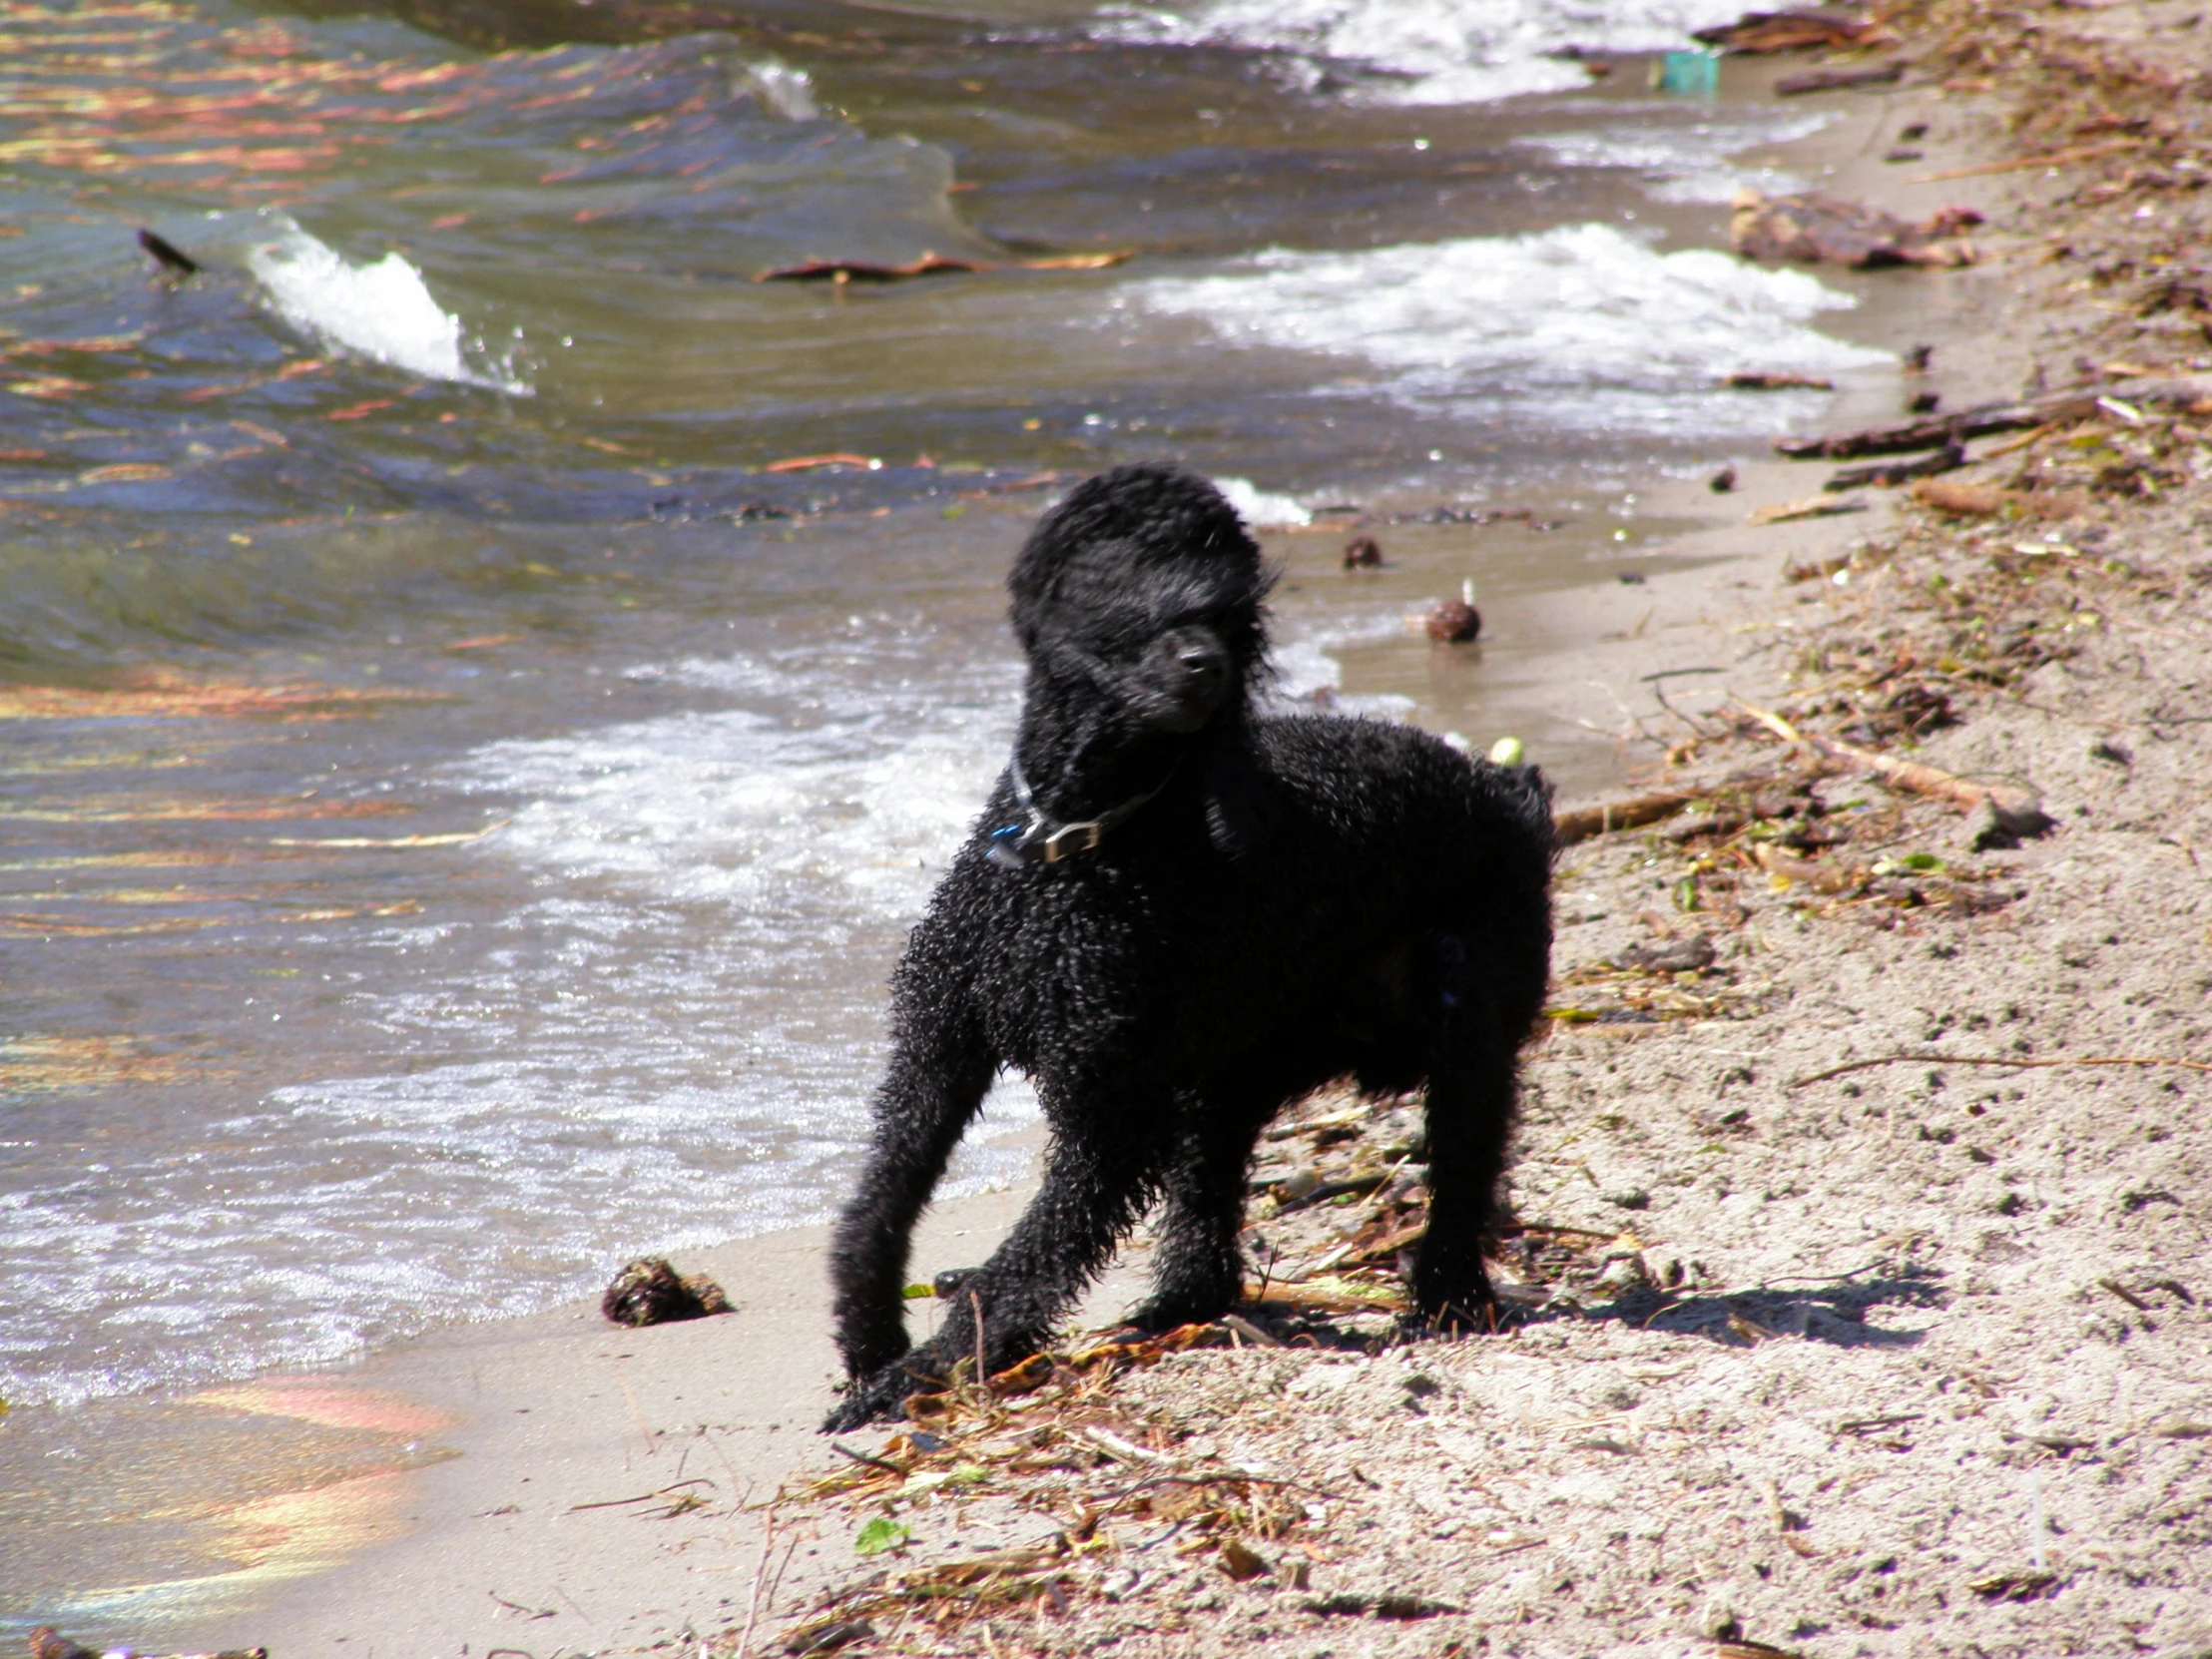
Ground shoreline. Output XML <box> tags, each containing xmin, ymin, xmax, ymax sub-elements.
<box><xmin>17</xmin><ymin>14</ymin><xmax>2212</xmax><ymax>1655</ymax></box>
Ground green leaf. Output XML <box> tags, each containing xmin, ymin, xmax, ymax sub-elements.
<box><xmin>901</xmin><ymin>1283</ymin><xmax>936</xmax><ymax>1300</ymax></box>
<box><xmin>854</xmin><ymin>1516</ymin><xmax>912</xmax><ymax>1557</ymax></box>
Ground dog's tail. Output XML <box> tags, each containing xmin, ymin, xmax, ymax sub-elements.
<box><xmin>1483</xmin><ymin>755</ymin><xmax>1559</xmax><ymax>870</ymax></box>
<box><xmin>1459</xmin><ymin>755</ymin><xmax>1557</xmax><ymax>1049</ymax></box>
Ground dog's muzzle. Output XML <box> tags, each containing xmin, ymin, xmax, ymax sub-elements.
<box><xmin>988</xmin><ymin>758</ymin><xmax>1169</xmax><ymax>868</ymax></box>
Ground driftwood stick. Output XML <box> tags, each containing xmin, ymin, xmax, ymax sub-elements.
<box><xmin>1553</xmin><ymin>792</ymin><xmax>1701</xmax><ymax>844</ymax></box>
<box><xmin>1734</xmin><ymin>700</ymin><xmax>2051</xmax><ymax>836</ymax></box>
<box><xmin>1791</xmin><ymin>1051</ymin><xmax>2212</xmax><ymax>1087</ymax></box>
<box><xmin>1910</xmin><ymin>137</ymin><xmax>2144</xmax><ymax>184</ymax></box>
<box><xmin>1775</xmin><ymin>375</ymin><xmax>2212</xmax><ymax>460</ymax></box>
<box><xmin>1776</xmin><ymin>60</ymin><xmax>1906</xmax><ymax>95</ymax></box>
<box><xmin>1826</xmin><ymin>441</ymin><xmax>1964</xmax><ymax>491</ymax></box>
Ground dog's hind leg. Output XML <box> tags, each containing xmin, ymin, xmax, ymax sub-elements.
<box><xmin>1408</xmin><ymin>943</ymin><xmax>1523</xmax><ymax>1332</ymax></box>
<box><xmin>828</xmin><ymin>993</ymin><xmax>996</xmax><ymax>1387</ymax></box>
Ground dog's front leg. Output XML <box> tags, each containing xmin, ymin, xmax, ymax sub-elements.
<box><xmin>828</xmin><ymin>1112</ymin><xmax>1165</xmax><ymax>1428</ymax></box>
<box><xmin>827</xmin><ymin>971</ymin><xmax>995</xmax><ymax>1394</ymax></box>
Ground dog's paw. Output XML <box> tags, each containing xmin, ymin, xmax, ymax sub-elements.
<box><xmin>1123</xmin><ymin>1292</ymin><xmax>1236</xmax><ymax>1335</ymax></box>
<box><xmin>822</xmin><ymin>1342</ymin><xmax>963</xmax><ymax>1432</ymax></box>
<box><xmin>1397</xmin><ymin>1296</ymin><xmax>1516</xmax><ymax>1344</ymax></box>
<box><xmin>821</xmin><ymin>1368</ymin><xmax>917</xmax><ymax>1433</ymax></box>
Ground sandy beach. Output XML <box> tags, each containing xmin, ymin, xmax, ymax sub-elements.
<box><xmin>14</xmin><ymin>3</ymin><xmax>2212</xmax><ymax>1656</ymax></box>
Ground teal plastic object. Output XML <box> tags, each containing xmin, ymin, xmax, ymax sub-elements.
<box><xmin>1651</xmin><ymin>49</ymin><xmax>1720</xmax><ymax>95</ymax></box>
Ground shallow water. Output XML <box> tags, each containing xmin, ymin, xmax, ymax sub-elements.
<box><xmin>0</xmin><ymin>0</ymin><xmax>1921</xmax><ymax>1429</ymax></box>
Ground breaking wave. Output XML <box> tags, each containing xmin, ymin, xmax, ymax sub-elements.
<box><xmin>248</xmin><ymin>217</ymin><xmax>531</xmax><ymax>393</ymax></box>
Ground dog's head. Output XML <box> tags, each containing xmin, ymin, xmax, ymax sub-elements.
<box><xmin>1008</xmin><ymin>465</ymin><xmax>1273</xmax><ymax>747</ymax></box>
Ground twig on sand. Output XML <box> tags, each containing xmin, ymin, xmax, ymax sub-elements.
<box><xmin>1220</xmin><ymin>1312</ymin><xmax>1286</xmax><ymax>1349</ymax></box>
<box><xmin>1554</xmin><ymin>791</ymin><xmax>1702</xmax><ymax>844</ymax></box>
<box><xmin>568</xmin><ymin>1476</ymin><xmax>717</xmax><ymax>1511</ymax></box>
<box><xmin>1088</xmin><ymin>1470</ymin><xmax>1342</xmax><ymax>1511</ymax></box>
<box><xmin>1735</xmin><ymin>698</ymin><xmax>2054</xmax><ymax>838</ymax></box>
<box><xmin>1911</xmin><ymin>137</ymin><xmax>2143</xmax><ymax>183</ymax></box>
<box><xmin>1790</xmin><ymin>1051</ymin><xmax>2212</xmax><ymax>1087</ymax></box>
<box><xmin>1642</xmin><ymin>666</ymin><xmax>1727</xmax><ymax>735</ymax></box>
<box><xmin>830</xmin><ymin>1441</ymin><xmax>906</xmax><ymax>1475</ymax></box>
<box><xmin>734</xmin><ymin>1512</ymin><xmax>779</xmax><ymax>1659</ymax></box>
<box><xmin>1774</xmin><ymin>374</ymin><xmax>2212</xmax><ymax>459</ymax></box>
<box><xmin>1747</xmin><ymin>494</ymin><xmax>1869</xmax><ymax>525</ymax></box>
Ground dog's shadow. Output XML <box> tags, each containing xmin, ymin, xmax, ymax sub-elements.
<box><xmin>1220</xmin><ymin>1263</ymin><xmax>1946</xmax><ymax>1356</ymax></box>
<box><xmin>1550</xmin><ymin>1264</ymin><xmax>1946</xmax><ymax>1350</ymax></box>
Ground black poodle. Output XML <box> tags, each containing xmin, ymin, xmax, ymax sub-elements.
<box><xmin>824</xmin><ymin>464</ymin><xmax>1554</xmax><ymax>1430</ymax></box>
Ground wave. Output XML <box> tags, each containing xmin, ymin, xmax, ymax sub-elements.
<box><xmin>1214</xmin><ymin>475</ymin><xmax>1313</xmax><ymax>527</ymax></box>
<box><xmin>1515</xmin><ymin>110</ymin><xmax>1834</xmax><ymax>205</ymax></box>
<box><xmin>247</xmin><ymin>217</ymin><xmax>531</xmax><ymax>393</ymax></box>
<box><xmin>1133</xmin><ymin>223</ymin><xmax>1890</xmax><ymax>431</ymax></box>
<box><xmin>1106</xmin><ymin>0</ymin><xmax>1762</xmax><ymax>104</ymax></box>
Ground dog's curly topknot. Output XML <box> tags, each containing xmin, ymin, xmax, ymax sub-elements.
<box><xmin>1008</xmin><ymin>464</ymin><xmax>1275</xmax><ymax>669</ymax></box>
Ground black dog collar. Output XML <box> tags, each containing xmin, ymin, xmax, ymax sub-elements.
<box><xmin>988</xmin><ymin>757</ymin><xmax>1169</xmax><ymax>868</ymax></box>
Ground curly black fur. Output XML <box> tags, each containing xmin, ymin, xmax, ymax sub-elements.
<box><xmin>824</xmin><ymin>464</ymin><xmax>1554</xmax><ymax>1430</ymax></box>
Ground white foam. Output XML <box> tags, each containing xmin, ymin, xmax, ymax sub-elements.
<box><xmin>468</xmin><ymin>654</ymin><xmax>1018</xmax><ymax>915</ymax></box>
<box><xmin>1269</xmin><ymin>626</ymin><xmax>1418</xmax><ymax>720</ymax></box>
<box><xmin>1213</xmin><ymin>475</ymin><xmax>1313</xmax><ymax>528</ymax></box>
<box><xmin>248</xmin><ymin>216</ymin><xmax>530</xmax><ymax>393</ymax></box>
<box><xmin>1136</xmin><ymin>223</ymin><xmax>1888</xmax><ymax>430</ymax></box>
<box><xmin>1516</xmin><ymin>110</ymin><xmax>1831</xmax><ymax>205</ymax></box>
<box><xmin>741</xmin><ymin>59</ymin><xmax>821</xmax><ymax>121</ymax></box>
<box><xmin>1107</xmin><ymin>0</ymin><xmax>1759</xmax><ymax>105</ymax></box>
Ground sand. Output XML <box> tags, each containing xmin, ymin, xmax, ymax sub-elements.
<box><xmin>22</xmin><ymin>9</ymin><xmax>2212</xmax><ymax>1658</ymax></box>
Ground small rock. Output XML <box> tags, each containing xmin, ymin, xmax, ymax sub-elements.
<box><xmin>1385</xmin><ymin>1169</ymin><xmax>1428</xmax><ymax>1203</ymax></box>
<box><xmin>1699</xmin><ymin>1588</ymin><xmax>1743</xmax><ymax>1639</ymax></box>
<box><xmin>1425</xmin><ymin>597</ymin><xmax>1481</xmax><ymax>643</ymax></box>
<box><xmin>1611</xmin><ymin>933</ymin><xmax>1716</xmax><ymax>974</ymax></box>
<box><xmin>1962</xmin><ymin>794</ymin><xmax>2057</xmax><ymax>851</ymax></box>
<box><xmin>1709</xmin><ymin>465</ymin><xmax>1738</xmax><ymax>493</ymax></box>
<box><xmin>1275</xmin><ymin>1168</ymin><xmax>1321</xmax><ymax>1201</ymax></box>
<box><xmin>786</xmin><ymin>1620</ymin><xmax>874</xmax><ymax>1656</ymax></box>
<box><xmin>1342</xmin><ymin>534</ymin><xmax>1383</xmax><ymax>569</ymax></box>
<box><xmin>1731</xmin><ymin>187</ymin><xmax>1981</xmax><ymax>270</ymax></box>
<box><xmin>1221</xmin><ymin>1548</ymin><xmax>1274</xmax><ymax>1583</ymax></box>
<box><xmin>1595</xmin><ymin>1254</ymin><xmax>1650</xmax><ymax>1296</ymax></box>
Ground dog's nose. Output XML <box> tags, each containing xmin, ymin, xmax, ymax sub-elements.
<box><xmin>1137</xmin><ymin>626</ymin><xmax>1232</xmax><ymax>732</ymax></box>
<box><xmin>1178</xmin><ymin>639</ymin><xmax>1225</xmax><ymax>682</ymax></box>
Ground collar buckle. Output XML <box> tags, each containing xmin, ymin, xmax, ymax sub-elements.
<box><xmin>989</xmin><ymin>756</ymin><xmax>1167</xmax><ymax>870</ymax></box>
<box><xmin>1038</xmin><ymin>819</ymin><xmax>1105</xmax><ymax>863</ymax></box>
